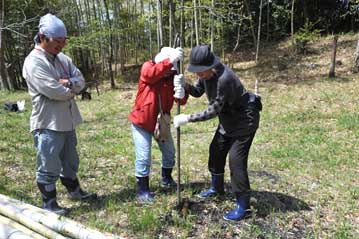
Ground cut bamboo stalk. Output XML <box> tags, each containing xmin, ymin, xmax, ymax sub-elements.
<box><xmin>0</xmin><ymin>200</ymin><xmax>68</xmax><ymax>239</ymax></box>
<box><xmin>0</xmin><ymin>194</ymin><xmax>125</xmax><ymax>239</ymax></box>
<box><xmin>0</xmin><ymin>214</ymin><xmax>47</xmax><ymax>239</ymax></box>
<box><xmin>0</xmin><ymin>222</ymin><xmax>35</xmax><ymax>239</ymax></box>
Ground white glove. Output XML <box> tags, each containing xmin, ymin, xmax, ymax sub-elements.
<box><xmin>173</xmin><ymin>74</ymin><xmax>185</xmax><ymax>87</ymax></box>
<box><xmin>174</xmin><ymin>114</ymin><xmax>189</xmax><ymax>128</ymax></box>
<box><xmin>173</xmin><ymin>86</ymin><xmax>185</xmax><ymax>99</ymax></box>
<box><xmin>169</xmin><ymin>47</ymin><xmax>184</xmax><ymax>64</ymax></box>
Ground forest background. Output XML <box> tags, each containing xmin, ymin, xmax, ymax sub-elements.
<box><xmin>1</xmin><ymin>0</ymin><xmax>359</xmax><ymax>89</ymax></box>
<box><xmin>0</xmin><ymin>0</ymin><xmax>358</xmax><ymax>238</ymax></box>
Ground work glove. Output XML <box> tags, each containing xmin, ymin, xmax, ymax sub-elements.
<box><xmin>173</xmin><ymin>86</ymin><xmax>185</xmax><ymax>99</ymax></box>
<box><xmin>169</xmin><ymin>47</ymin><xmax>184</xmax><ymax>64</ymax></box>
<box><xmin>173</xmin><ymin>114</ymin><xmax>189</xmax><ymax>128</ymax></box>
<box><xmin>173</xmin><ymin>74</ymin><xmax>185</xmax><ymax>87</ymax></box>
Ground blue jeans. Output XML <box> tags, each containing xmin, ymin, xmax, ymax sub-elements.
<box><xmin>131</xmin><ymin>124</ymin><xmax>175</xmax><ymax>177</ymax></box>
<box><xmin>33</xmin><ymin>129</ymin><xmax>79</xmax><ymax>184</ymax></box>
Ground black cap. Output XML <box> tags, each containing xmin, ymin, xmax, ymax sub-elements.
<box><xmin>187</xmin><ymin>45</ymin><xmax>220</xmax><ymax>72</ymax></box>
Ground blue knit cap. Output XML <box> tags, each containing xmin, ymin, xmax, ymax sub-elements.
<box><xmin>34</xmin><ymin>14</ymin><xmax>67</xmax><ymax>43</ymax></box>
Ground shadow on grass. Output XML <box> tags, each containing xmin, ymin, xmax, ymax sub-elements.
<box><xmin>69</xmin><ymin>187</ymin><xmax>137</xmax><ymax>213</ymax></box>
<box><xmin>250</xmin><ymin>190</ymin><xmax>311</xmax><ymax>217</ymax></box>
<box><xmin>175</xmin><ymin>182</ymin><xmax>310</xmax><ymax>219</ymax></box>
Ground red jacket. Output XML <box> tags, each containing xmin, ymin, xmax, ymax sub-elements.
<box><xmin>128</xmin><ymin>58</ymin><xmax>188</xmax><ymax>132</ymax></box>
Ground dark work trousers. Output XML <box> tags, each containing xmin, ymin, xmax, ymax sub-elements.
<box><xmin>208</xmin><ymin>128</ymin><xmax>256</xmax><ymax>194</ymax></box>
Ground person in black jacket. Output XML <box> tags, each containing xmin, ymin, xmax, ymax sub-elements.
<box><xmin>174</xmin><ymin>45</ymin><xmax>262</xmax><ymax>221</ymax></box>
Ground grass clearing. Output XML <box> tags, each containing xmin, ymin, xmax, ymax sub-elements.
<box><xmin>0</xmin><ymin>35</ymin><xmax>358</xmax><ymax>238</ymax></box>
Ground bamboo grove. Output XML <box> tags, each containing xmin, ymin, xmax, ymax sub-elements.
<box><xmin>1</xmin><ymin>0</ymin><xmax>359</xmax><ymax>90</ymax></box>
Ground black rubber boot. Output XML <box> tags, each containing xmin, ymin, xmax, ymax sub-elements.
<box><xmin>136</xmin><ymin>176</ymin><xmax>154</xmax><ymax>203</ymax></box>
<box><xmin>197</xmin><ymin>174</ymin><xmax>225</xmax><ymax>198</ymax></box>
<box><xmin>60</xmin><ymin>177</ymin><xmax>97</xmax><ymax>200</ymax></box>
<box><xmin>161</xmin><ymin>167</ymin><xmax>177</xmax><ymax>188</ymax></box>
<box><xmin>37</xmin><ymin>182</ymin><xmax>67</xmax><ymax>215</ymax></box>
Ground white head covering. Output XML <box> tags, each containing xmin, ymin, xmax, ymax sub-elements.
<box><xmin>34</xmin><ymin>13</ymin><xmax>67</xmax><ymax>43</ymax></box>
<box><xmin>154</xmin><ymin>47</ymin><xmax>178</xmax><ymax>72</ymax></box>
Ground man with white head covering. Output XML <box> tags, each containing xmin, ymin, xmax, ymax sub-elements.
<box><xmin>128</xmin><ymin>46</ymin><xmax>188</xmax><ymax>202</ymax></box>
<box><xmin>22</xmin><ymin>13</ymin><xmax>96</xmax><ymax>215</ymax></box>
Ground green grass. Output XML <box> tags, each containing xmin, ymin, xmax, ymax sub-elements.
<box><xmin>0</xmin><ymin>35</ymin><xmax>359</xmax><ymax>238</ymax></box>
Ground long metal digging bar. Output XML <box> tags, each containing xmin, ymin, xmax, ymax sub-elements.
<box><xmin>173</xmin><ymin>33</ymin><xmax>182</xmax><ymax>206</ymax></box>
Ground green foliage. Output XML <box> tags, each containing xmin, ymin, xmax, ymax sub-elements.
<box><xmin>294</xmin><ymin>21</ymin><xmax>322</xmax><ymax>54</ymax></box>
<box><xmin>272</xmin><ymin>2</ymin><xmax>291</xmax><ymax>37</ymax></box>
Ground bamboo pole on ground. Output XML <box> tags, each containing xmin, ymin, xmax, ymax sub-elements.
<box><xmin>0</xmin><ymin>200</ymin><xmax>68</xmax><ymax>239</ymax></box>
<box><xmin>0</xmin><ymin>222</ymin><xmax>35</xmax><ymax>239</ymax></box>
<box><xmin>0</xmin><ymin>194</ymin><xmax>124</xmax><ymax>239</ymax></box>
<box><xmin>0</xmin><ymin>214</ymin><xmax>47</xmax><ymax>239</ymax></box>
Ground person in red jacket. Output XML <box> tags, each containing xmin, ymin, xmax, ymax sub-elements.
<box><xmin>128</xmin><ymin>47</ymin><xmax>188</xmax><ymax>202</ymax></box>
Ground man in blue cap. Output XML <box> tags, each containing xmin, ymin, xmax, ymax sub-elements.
<box><xmin>22</xmin><ymin>13</ymin><xmax>96</xmax><ymax>215</ymax></box>
<box><xmin>174</xmin><ymin>45</ymin><xmax>262</xmax><ymax>221</ymax></box>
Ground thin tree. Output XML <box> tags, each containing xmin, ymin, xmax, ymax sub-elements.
<box><xmin>255</xmin><ymin>0</ymin><xmax>263</xmax><ymax>63</ymax></box>
<box><xmin>156</xmin><ymin>0</ymin><xmax>163</xmax><ymax>50</ymax></box>
<box><xmin>266</xmin><ymin>0</ymin><xmax>270</xmax><ymax>41</ymax></box>
<box><xmin>291</xmin><ymin>0</ymin><xmax>296</xmax><ymax>51</ymax></box>
<box><xmin>0</xmin><ymin>0</ymin><xmax>10</xmax><ymax>90</ymax></box>
<box><xmin>353</xmin><ymin>40</ymin><xmax>359</xmax><ymax>73</ymax></box>
<box><xmin>210</xmin><ymin>0</ymin><xmax>214</xmax><ymax>51</ymax></box>
<box><xmin>328</xmin><ymin>35</ymin><xmax>338</xmax><ymax>78</ymax></box>
<box><xmin>147</xmin><ymin>0</ymin><xmax>153</xmax><ymax>58</ymax></box>
<box><xmin>244</xmin><ymin>0</ymin><xmax>257</xmax><ymax>48</ymax></box>
<box><xmin>103</xmin><ymin>0</ymin><xmax>115</xmax><ymax>88</ymax></box>
<box><xmin>193</xmin><ymin>0</ymin><xmax>199</xmax><ymax>45</ymax></box>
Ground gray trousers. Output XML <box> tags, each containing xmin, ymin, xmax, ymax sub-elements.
<box><xmin>33</xmin><ymin>129</ymin><xmax>79</xmax><ymax>184</ymax></box>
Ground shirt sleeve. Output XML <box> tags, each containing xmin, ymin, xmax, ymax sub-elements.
<box><xmin>59</xmin><ymin>54</ymin><xmax>85</xmax><ymax>94</ymax></box>
<box><xmin>140</xmin><ymin>59</ymin><xmax>173</xmax><ymax>85</ymax></box>
<box><xmin>68</xmin><ymin>62</ymin><xmax>85</xmax><ymax>94</ymax></box>
<box><xmin>188</xmin><ymin>79</ymin><xmax>226</xmax><ymax>122</ymax></box>
<box><xmin>27</xmin><ymin>58</ymin><xmax>75</xmax><ymax>101</ymax></box>
<box><xmin>186</xmin><ymin>79</ymin><xmax>205</xmax><ymax>97</ymax></box>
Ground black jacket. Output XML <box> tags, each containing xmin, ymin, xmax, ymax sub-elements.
<box><xmin>187</xmin><ymin>64</ymin><xmax>261</xmax><ymax>137</ymax></box>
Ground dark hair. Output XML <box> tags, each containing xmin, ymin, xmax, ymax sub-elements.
<box><xmin>36</xmin><ymin>33</ymin><xmax>50</xmax><ymax>43</ymax></box>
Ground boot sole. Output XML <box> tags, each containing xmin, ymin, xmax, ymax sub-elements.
<box><xmin>197</xmin><ymin>192</ymin><xmax>224</xmax><ymax>199</ymax></box>
<box><xmin>223</xmin><ymin>212</ymin><xmax>251</xmax><ymax>222</ymax></box>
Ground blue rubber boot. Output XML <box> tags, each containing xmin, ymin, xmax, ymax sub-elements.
<box><xmin>161</xmin><ymin>168</ymin><xmax>177</xmax><ymax>188</ymax></box>
<box><xmin>197</xmin><ymin>174</ymin><xmax>224</xmax><ymax>198</ymax></box>
<box><xmin>223</xmin><ymin>193</ymin><xmax>251</xmax><ymax>221</ymax></box>
<box><xmin>136</xmin><ymin>176</ymin><xmax>154</xmax><ymax>203</ymax></box>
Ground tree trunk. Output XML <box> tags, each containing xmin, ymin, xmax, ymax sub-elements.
<box><xmin>328</xmin><ymin>35</ymin><xmax>338</xmax><ymax>78</ymax></box>
<box><xmin>95</xmin><ymin>0</ymin><xmax>106</xmax><ymax>74</ymax></box>
<box><xmin>266</xmin><ymin>0</ymin><xmax>270</xmax><ymax>41</ymax></box>
<box><xmin>103</xmin><ymin>0</ymin><xmax>115</xmax><ymax>88</ymax></box>
<box><xmin>0</xmin><ymin>0</ymin><xmax>10</xmax><ymax>90</ymax></box>
<box><xmin>210</xmin><ymin>0</ymin><xmax>214</xmax><ymax>51</ymax></box>
<box><xmin>352</xmin><ymin>40</ymin><xmax>359</xmax><ymax>73</ymax></box>
<box><xmin>156</xmin><ymin>0</ymin><xmax>163</xmax><ymax>50</ymax></box>
<box><xmin>193</xmin><ymin>0</ymin><xmax>199</xmax><ymax>45</ymax></box>
<box><xmin>148</xmin><ymin>0</ymin><xmax>153</xmax><ymax>58</ymax></box>
<box><xmin>169</xmin><ymin>0</ymin><xmax>176</xmax><ymax>46</ymax></box>
<box><xmin>255</xmin><ymin>0</ymin><xmax>263</xmax><ymax>63</ymax></box>
<box><xmin>180</xmin><ymin>0</ymin><xmax>184</xmax><ymax>48</ymax></box>
<box><xmin>244</xmin><ymin>0</ymin><xmax>257</xmax><ymax>48</ymax></box>
<box><xmin>302</xmin><ymin>0</ymin><xmax>308</xmax><ymax>23</ymax></box>
<box><xmin>291</xmin><ymin>0</ymin><xmax>295</xmax><ymax>51</ymax></box>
